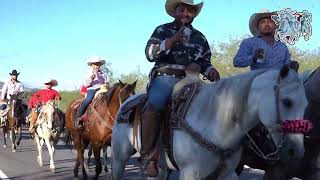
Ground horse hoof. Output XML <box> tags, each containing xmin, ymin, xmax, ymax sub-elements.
<box><xmin>84</xmin><ymin>164</ymin><xmax>90</xmax><ymax>172</ymax></box>
<box><xmin>50</xmin><ymin>168</ymin><xmax>56</xmax><ymax>173</ymax></box>
<box><xmin>3</xmin><ymin>145</ymin><xmax>7</xmax><ymax>148</ymax></box>
<box><xmin>17</xmin><ymin>141</ymin><xmax>20</xmax><ymax>146</ymax></box>
<box><xmin>37</xmin><ymin>158</ymin><xmax>43</xmax><ymax>167</ymax></box>
<box><xmin>104</xmin><ymin>167</ymin><xmax>108</xmax><ymax>173</ymax></box>
<box><xmin>12</xmin><ymin>149</ymin><xmax>16</xmax><ymax>152</ymax></box>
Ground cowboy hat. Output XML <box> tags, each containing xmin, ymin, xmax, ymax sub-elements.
<box><xmin>87</xmin><ymin>56</ymin><xmax>105</xmax><ymax>66</ymax></box>
<box><xmin>9</xmin><ymin>69</ymin><xmax>20</xmax><ymax>76</ymax></box>
<box><xmin>249</xmin><ymin>9</ymin><xmax>277</xmax><ymax>36</ymax></box>
<box><xmin>165</xmin><ymin>0</ymin><xmax>203</xmax><ymax>18</ymax></box>
<box><xmin>43</xmin><ymin>79</ymin><xmax>58</xmax><ymax>86</ymax></box>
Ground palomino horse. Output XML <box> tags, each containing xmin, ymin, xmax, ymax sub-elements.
<box><xmin>34</xmin><ymin>100</ymin><xmax>65</xmax><ymax>172</ymax></box>
<box><xmin>65</xmin><ymin>81</ymin><xmax>136</xmax><ymax>179</ymax></box>
<box><xmin>111</xmin><ymin>66</ymin><xmax>310</xmax><ymax>180</ymax></box>
<box><xmin>0</xmin><ymin>94</ymin><xmax>27</xmax><ymax>152</ymax></box>
<box><xmin>237</xmin><ymin>67</ymin><xmax>320</xmax><ymax>180</ymax></box>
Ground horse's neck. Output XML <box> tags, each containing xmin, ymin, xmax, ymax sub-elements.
<box><xmin>185</xmin><ymin>72</ymin><xmax>264</xmax><ymax>149</ymax></box>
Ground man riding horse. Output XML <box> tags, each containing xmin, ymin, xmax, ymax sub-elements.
<box><xmin>28</xmin><ymin>78</ymin><xmax>61</xmax><ymax>133</ymax></box>
<box><xmin>233</xmin><ymin>9</ymin><xmax>293</xmax><ymax>70</ymax></box>
<box><xmin>140</xmin><ymin>0</ymin><xmax>220</xmax><ymax>176</ymax></box>
<box><xmin>0</xmin><ymin>69</ymin><xmax>24</xmax><ymax>120</ymax></box>
<box><xmin>0</xmin><ymin>70</ymin><xmax>24</xmax><ymax>104</ymax></box>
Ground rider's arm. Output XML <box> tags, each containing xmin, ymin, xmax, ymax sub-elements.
<box><xmin>18</xmin><ymin>83</ymin><xmax>24</xmax><ymax>92</ymax></box>
<box><xmin>0</xmin><ymin>82</ymin><xmax>8</xmax><ymax>100</ymax></box>
<box><xmin>284</xmin><ymin>47</ymin><xmax>291</xmax><ymax>66</ymax></box>
<box><xmin>84</xmin><ymin>70</ymin><xmax>94</xmax><ymax>88</ymax></box>
<box><xmin>196</xmin><ymin>35</ymin><xmax>214</xmax><ymax>76</ymax></box>
<box><xmin>233</xmin><ymin>39</ymin><xmax>255</xmax><ymax>68</ymax></box>
<box><xmin>145</xmin><ymin>25</ymin><xmax>170</xmax><ymax>62</ymax></box>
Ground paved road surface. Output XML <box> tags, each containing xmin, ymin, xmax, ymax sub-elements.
<box><xmin>0</xmin><ymin>128</ymin><xmax>267</xmax><ymax>180</ymax></box>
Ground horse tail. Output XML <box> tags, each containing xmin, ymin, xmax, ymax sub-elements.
<box><xmin>64</xmin><ymin>129</ymin><xmax>73</xmax><ymax>149</ymax></box>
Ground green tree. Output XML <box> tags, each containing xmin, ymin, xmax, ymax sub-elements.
<box><xmin>118</xmin><ymin>66</ymin><xmax>149</xmax><ymax>93</ymax></box>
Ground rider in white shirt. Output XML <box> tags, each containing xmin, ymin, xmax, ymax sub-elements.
<box><xmin>0</xmin><ymin>69</ymin><xmax>24</xmax><ymax>102</ymax></box>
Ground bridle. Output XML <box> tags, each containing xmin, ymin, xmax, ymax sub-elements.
<box><xmin>246</xmin><ymin>70</ymin><xmax>313</xmax><ymax>161</ymax></box>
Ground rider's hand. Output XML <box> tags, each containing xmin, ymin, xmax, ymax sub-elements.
<box><xmin>165</xmin><ymin>25</ymin><xmax>188</xmax><ymax>50</ymax></box>
<box><xmin>253</xmin><ymin>48</ymin><xmax>264</xmax><ymax>62</ymax></box>
<box><xmin>207</xmin><ymin>67</ymin><xmax>220</xmax><ymax>82</ymax></box>
<box><xmin>90</xmin><ymin>74</ymin><xmax>96</xmax><ymax>80</ymax></box>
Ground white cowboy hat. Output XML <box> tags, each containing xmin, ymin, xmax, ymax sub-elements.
<box><xmin>43</xmin><ymin>79</ymin><xmax>58</xmax><ymax>86</ymax></box>
<box><xmin>87</xmin><ymin>56</ymin><xmax>106</xmax><ymax>66</ymax></box>
<box><xmin>165</xmin><ymin>0</ymin><xmax>203</xmax><ymax>18</ymax></box>
<box><xmin>249</xmin><ymin>9</ymin><xmax>277</xmax><ymax>36</ymax></box>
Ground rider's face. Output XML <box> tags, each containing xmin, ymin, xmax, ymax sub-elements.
<box><xmin>91</xmin><ymin>63</ymin><xmax>101</xmax><ymax>71</ymax></box>
<box><xmin>258</xmin><ymin>18</ymin><xmax>276</xmax><ymax>35</ymax></box>
<box><xmin>174</xmin><ymin>4</ymin><xmax>196</xmax><ymax>26</ymax></box>
<box><xmin>11</xmin><ymin>75</ymin><xmax>17</xmax><ymax>81</ymax></box>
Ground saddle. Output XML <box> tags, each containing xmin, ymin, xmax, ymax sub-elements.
<box><xmin>117</xmin><ymin>82</ymin><xmax>202</xmax><ymax>170</ymax></box>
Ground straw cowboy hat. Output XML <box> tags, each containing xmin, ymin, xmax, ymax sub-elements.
<box><xmin>9</xmin><ymin>69</ymin><xmax>20</xmax><ymax>76</ymax></box>
<box><xmin>87</xmin><ymin>56</ymin><xmax>105</xmax><ymax>66</ymax></box>
<box><xmin>165</xmin><ymin>0</ymin><xmax>203</xmax><ymax>18</ymax></box>
<box><xmin>44</xmin><ymin>78</ymin><xmax>58</xmax><ymax>86</ymax></box>
<box><xmin>249</xmin><ymin>9</ymin><xmax>277</xmax><ymax>36</ymax></box>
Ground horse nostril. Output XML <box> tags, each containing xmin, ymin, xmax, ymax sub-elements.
<box><xmin>288</xmin><ymin>148</ymin><xmax>295</xmax><ymax>157</ymax></box>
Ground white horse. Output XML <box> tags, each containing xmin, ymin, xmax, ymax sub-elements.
<box><xmin>111</xmin><ymin>66</ymin><xmax>309</xmax><ymax>180</ymax></box>
<box><xmin>34</xmin><ymin>101</ymin><xmax>64</xmax><ymax>172</ymax></box>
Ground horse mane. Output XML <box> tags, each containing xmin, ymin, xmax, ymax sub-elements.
<box><xmin>200</xmin><ymin>70</ymin><xmax>267</xmax><ymax>123</ymax></box>
<box><xmin>102</xmin><ymin>83</ymin><xmax>122</xmax><ymax>106</ymax></box>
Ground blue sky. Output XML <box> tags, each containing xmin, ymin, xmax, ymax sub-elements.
<box><xmin>0</xmin><ymin>0</ymin><xmax>319</xmax><ymax>90</ymax></box>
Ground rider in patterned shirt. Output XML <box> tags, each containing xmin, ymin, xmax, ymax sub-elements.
<box><xmin>140</xmin><ymin>0</ymin><xmax>220</xmax><ymax>177</ymax></box>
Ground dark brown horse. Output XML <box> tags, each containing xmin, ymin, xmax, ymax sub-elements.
<box><xmin>237</xmin><ymin>67</ymin><xmax>320</xmax><ymax>180</ymax></box>
<box><xmin>0</xmin><ymin>94</ymin><xmax>28</xmax><ymax>152</ymax></box>
<box><xmin>65</xmin><ymin>81</ymin><xmax>136</xmax><ymax>179</ymax></box>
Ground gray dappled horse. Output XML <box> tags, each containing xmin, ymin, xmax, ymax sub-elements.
<box><xmin>111</xmin><ymin>66</ymin><xmax>309</xmax><ymax>180</ymax></box>
<box><xmin>237</xmin><ymin>67</ymin><xmax>320</xmax><ymax>180</ymax></box>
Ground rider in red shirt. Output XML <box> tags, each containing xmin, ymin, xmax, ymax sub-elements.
<box><xmin>28</xmin><ymin>79</ymin><xmax>61</xmax><ymax>133</ymax></box>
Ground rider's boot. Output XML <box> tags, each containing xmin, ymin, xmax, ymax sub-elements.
<box><xmin>140</xmin><ymin>104</ymin><xmax>161</xmax><ymax>177</ymax></box>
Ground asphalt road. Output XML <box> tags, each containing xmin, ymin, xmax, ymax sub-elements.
<box><xmin>0</xmin><ymin>128</ymin><xmax>267</xmax><ymax>180</ymax></box>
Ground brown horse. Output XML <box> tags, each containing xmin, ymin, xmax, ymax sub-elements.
<box><xmin>65</xmin><ymin>81</ymin><xmax>136</xmax><ymax>179</ymax></box>
<box><xmin>0</xmin><ymin>94</ymin><xmax>28</xmax><ymax>152</ymax></box>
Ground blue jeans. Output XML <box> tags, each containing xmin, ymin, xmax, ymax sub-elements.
<box><xmin>147</xmin><ymin>75</ymin><xmax>180</xmax><ymax>111</ymax></box>
<box><xmin>77</xmin><ymin>89</ymin><xmax>98</xmax><ymax>118</ymax></box>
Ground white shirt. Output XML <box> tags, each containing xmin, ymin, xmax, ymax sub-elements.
<box><xmin>1</xmin><ymin>80</ymin><xmax>24</xmax><ymax>100</ymax></box>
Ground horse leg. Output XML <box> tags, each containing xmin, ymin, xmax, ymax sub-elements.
<box><xmin>35</xmin><ymin>134</ymin><xmax>43</xmax><ymax>166</ymax></box>
<box><xmin>44</xmin><ymin>137</ymin><xmax>56</xmax><ymax>172</ymax></box>
<box><xmin>87</xmin><ymin>143</ymin><xmax>93</xmax><ymax>166</ymax></box>
<box><xmin>73</xmin><ymin>135</ymin><xmax>88</xmax><ymax>179</ymax></box>
<box><xmin>10</xmin><ymin>130</ymin><xmax>16</xmax><ymax>152</ymax></box>
<box><xmin>103</xmin><ymin>143</ymin><xmax>109</xmax><ymax>173</ymax></box>
<box><xmin>111</xmin><ymin>125</ymin><xmax>136</xmax><ymax>180</ymax></box>
<box><xmin>92</xmin><ymin>145</ymin><xmax>102</xmax><ymax>180</ymax></box>
<box><xmin>3</xmin><ymin>128</ymin><xmax>7</xmax><ymax>148</ymax></box>
<box><xmin>16</xmin><ymin>127</ymin><xmax>22</xmax><ymax>146</ymax></box>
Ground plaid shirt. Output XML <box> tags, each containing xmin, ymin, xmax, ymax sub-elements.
<box><xmin>145</xmin><ymin>22</ymin><xmax>213</xmax><ymax>74</ymax></box>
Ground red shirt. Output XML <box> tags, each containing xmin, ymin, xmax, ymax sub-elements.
<box><xmin>29</xmin><ymin>88</ymin><xmax>61</xmax><ymax>108</ymax></box>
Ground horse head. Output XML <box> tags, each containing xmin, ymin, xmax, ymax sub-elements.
<box><xmin>8</xmin><ymin>93</ymin><xmax>23</xmax><ymax>119</ymax></box>
<box><xmin>39</xmin><ymin>101</ymin><xmax>56</xmax><ymax>130</ymax></box>
<box><xmin>116</xmin><ymin>80</ymin><xmax>137</xmax><ymax>105</ymax></box>
<box><xmin>253</xmin><ymin>66</ymin><xmax>310</xmax><ymax>160</ymax></box>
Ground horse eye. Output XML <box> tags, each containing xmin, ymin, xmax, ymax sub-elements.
<box><xmin>282</xmin><ymin>98</ymin><xmax>293</xmax><ymax>108</ymax></box>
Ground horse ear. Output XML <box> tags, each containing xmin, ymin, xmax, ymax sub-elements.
<box><xmin>280</xmin><ymin>65</ymin><xmax>290</xmax><ymax>79</ymax></box>
<box><xmin>118</xmin><ymin>79</ymin><xmax>124</xmax><ymax>85</ymax></box>
<box><xmin>131</xmin><ymin>80</ymin><xmax>138</xmax><ymax>90</ymax></box>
